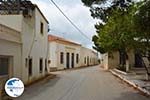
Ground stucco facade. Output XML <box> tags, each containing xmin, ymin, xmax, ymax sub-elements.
<box><xmin>48</xmin><ymin>35</ymin><xmax>81</xmax><ymax>71</ymax></box>
<box><xmin>0</xmin><ymin>6</ymin><xmax>49</xmax><ymax>84</ymax></box>
<box><xmin>101</xmin><ymin>52</ymin><xmax>120</xmax><ymax>70</ymax></box>
<box><xmin>101</xmin><ymin>50</ymin><xmax>135</xmax><ymax>70</ymax></box>
<box><xmin>80</xmin><ymin>47</ymin><xmax>98</xmax><ymax>67</ymax></box>
<box><xmin>0</xmin><ymin>24</ymin><xmax>22</xmax><ymax>91</ymax></box>
<box><xmin>48</xmin><ymin>35</ymin><xmax>98</xmax><ymax>71</ymax></box>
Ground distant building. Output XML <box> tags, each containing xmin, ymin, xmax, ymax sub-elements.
<box><xmin>80</xmin><ymin>47</ymin><xmax>98</xmax><ymax>67</ymax></box>
<box><xmin>0</xmin><ymin>1</ymin><xmax>49</xmax><ymax>86</ymax></box>
<box><xmin>48</xmin><ymin>35</ymin><xmax>81</xmax><ymax>71</ymax></box>
<box><xmin>101</xmin><ymin>50</ymin><xmax>136</xmax><ymax>70</ymax></box>
<box><xmin>48</xmin><ymin>35</ymin><xmax>98</xmax><ymax>71</ymax></box>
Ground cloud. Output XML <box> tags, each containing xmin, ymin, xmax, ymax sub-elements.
<box><xmin>31</xmin><ymin>0</ymin><xmax>97</xmax><ymax>49</ymax></box>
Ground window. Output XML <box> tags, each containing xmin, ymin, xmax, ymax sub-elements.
<box><xmin>84</xmin><ymin>57</ymin><xmax>86</xmax><ymax>64</ymax></box>
<box><xmin>25</xmin><ymin>58</ymin><xmax>28</xmax><ymax>67</ymax></box>
<box><xmin>45</xmin><ymin>59</ymin><xmax>47</xmax><ymax>72</ymax></box>
<box><xmin>0</xmin><ymin>57</ymin><xmax>9</xmax><ymax>75</ymax></box>
<box><xmin>39</xmin><ymin>58</ymin><xmax>43</xmax><ymax>73</ymax></box>
<box><xmin>40</xmin><ymin>22</ymin><xmax>44</xmax><ymax>35</ymax></box>
<box><xmin>76</xmin><ymin>54</ymin><xmax>79</xmax><ymax>64</ymax></box>
<box><xmin>60</xmin><ymin>52</ymin><xmax>64</xmax><ymax>64</ymax></box>
<box><xmin>29</xmin><ymin>58</ymin><xmax>32</xmax><ymax>76</ymax></box>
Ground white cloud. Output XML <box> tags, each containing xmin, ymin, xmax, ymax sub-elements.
<box><xmin>31</xmin><ymin>0</ymin><xmax>97</xmax><ymax>48</ymax></box>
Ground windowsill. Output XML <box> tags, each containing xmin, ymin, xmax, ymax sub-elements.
<box><xmin>0</xmin><ymin>75</ymin><xmax>8</xmax><ymax>79</ymax></box>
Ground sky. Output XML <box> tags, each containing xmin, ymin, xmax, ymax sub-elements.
<box><xmin>31</xmin><ymin>0</ymin><xmax>98</xmax><ymax>49</ymax></box>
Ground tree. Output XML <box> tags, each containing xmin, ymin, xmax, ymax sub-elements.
<box><xmin>82</xmin><ymin>0</ymin><xmax>150</xmax><ymax>78</ymax></box>
<box><xmin>134</xmin><ymin>0</ymin><xmax>150</xmax><ymax>52</ymax></box>
<box><xmin>133</xmin><ymin>0</ymin><xmax>150</xmax><ymax>79</ymax></box>
<box><xmin>81</xmin><ymin>0</ymin><xmax>140</xmax><ymax>71</ymax></box>
<box><xmin>82</xmin><ymin>0</ymin><xmax>133</xmax><ymax>22</ymax></box>
<box><xmin>82</xmin><ymin>0</ymin><xmax>136</xmax><ymax>53</ymax></box>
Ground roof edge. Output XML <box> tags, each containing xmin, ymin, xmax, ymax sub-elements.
<box><xmin>48</xmin><ymin>35</ymin><xmax>81</xmax><ymax>46</ymax></box>
<box><xmin>34</xmin><ymin>5</ymin><xmax>49</xmax><ymax>24</ymax></box>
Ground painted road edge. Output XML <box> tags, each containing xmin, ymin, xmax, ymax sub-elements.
<box><xmin>110</xmin><ymin>69</ymin><xmax>150</xmax><ymax>97</ymax></box>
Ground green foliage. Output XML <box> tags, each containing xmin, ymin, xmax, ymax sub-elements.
<box><xmin>86</xmin><ymin>0</ymin><xmax>133</xmax><ymax>23</ymax></box>
<box><xmin>82</xmin><ymin>0</ymin><xmax>150</xmax><ymax>73</ymax></box>
<box><xmin>135</xmin><ymin>1</ymin><xmax>150</xmax><ymax>35</ymax></box>
<box><xmin>81</xmin><ymin>0</ymin><xmax>106</xmax><ymax>6</ymax></box>
<box><xmin>82</xmin><ymin>0</ymin><xmax>150</xmax><ymax>55</ymax></box>
<box><xmin>133</xmin><ymin>0</ymin><xmax>150</xmax><ymax>52</ymax></box>
<box><xmin>92</xmin><ymin>6</ymin><xmax>137</xmax><ymax>53</ymax></box>
<box><xmin>81</xmin><ymin>0</ymin><xmax>149</xmax><ymax>54</ymax></box>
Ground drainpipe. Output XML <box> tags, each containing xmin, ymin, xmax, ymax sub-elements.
<box><xmin>27</xmin><ymin>10</ymin><xmax>36</xmax><ymax>82</ymax></box>
<box><xmin>45</xmin><ymin>25</ymin><xmax>50</xmax><ymax>74</ymax></box>
<box><xmin>46</xmin><ymin>35</ymin><xmax>49</xmax><ymax>74</ymax></box>
<box><xmin>28</xmin><ymin>33</ymin><xmax>36</xmax><ymax>58</ymax></box>
<box><xmin>28</xmin><ymin>11</ymin><xmax>36</xmax><ymax>58</ymax></box>
<box><xmin>0</xmin><ymin>86</ymin><xmax>2</xmax><ymax>100</ymax></box>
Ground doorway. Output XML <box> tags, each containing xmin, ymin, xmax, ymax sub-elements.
<box><xmin>71</xmin><ymin>53</ymin><xmax>74</xmax><ymax>68</ymax></box>
<box><xmin>119</xmin><ymin>51</ymin><xmax>126</xmax><ymax>66</ymax></box>
<box><xmin>66</xmin><ymin>53</ymin><xmax>70</xmax><ymax>69</ymax></box>
<box><xmin>87</xmin><ymin>56</ymin><xmax>89</xmax><ymax>66</ymax></box>
<box><xmin>135</xmin><ymin>51</ymin><xmax>144</xmax><ymax>67</ymax></box>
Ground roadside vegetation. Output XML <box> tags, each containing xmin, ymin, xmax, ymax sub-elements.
<box><xmin>81</xmin><ymin>0</ymin><xmax>150</xmax><ymax>76</ymax></box>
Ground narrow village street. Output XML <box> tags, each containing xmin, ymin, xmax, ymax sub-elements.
<box><xmin>15</xmin><ymin>65</ymin><xmax>149</xmax><ymax>100</ymax></box>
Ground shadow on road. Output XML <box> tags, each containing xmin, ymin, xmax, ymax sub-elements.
<box><xmin>15</xmin><ymin>76</ymin><xmax>60</xmax><ymax>100</ymax></box>
<box><xmin>114</xmin><ymin>91</ymin><xmax>150</xmax><ymax>100</ymax></box>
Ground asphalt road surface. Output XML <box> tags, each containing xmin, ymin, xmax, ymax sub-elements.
<box><xmin>15</xmin><ymin>65</ymin><xmax>149</xmax><ymax>100</ymax></box>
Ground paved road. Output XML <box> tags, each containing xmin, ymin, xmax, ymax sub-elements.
<box><xmin>15</xmin><ymin>65</ymin><xmax>149</xmax><ymax>100</ymax></box>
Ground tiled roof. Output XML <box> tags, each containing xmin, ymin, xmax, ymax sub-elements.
<box><xmin>48</xmin><ymin>35</ymin><xmax>81</xmax><ymax>46</ymax></box>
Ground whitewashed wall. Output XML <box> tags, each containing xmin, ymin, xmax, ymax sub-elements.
<box><xmin>0</xmin><ymin>24</ymin><xmax>22</xmax><ymax>88</ymax></box>
<box><xmin>48</xmin><ymin>41</ymin><xmax>98</xmax><ymax>71</ymax></box>
<box><xmin>21</xmin><ymin>7</ymin><xmax>48</xmax><ymax>84</ymax></box>
<box><xmin>80</xmin><ymin>47</ymin><xmax>98</xmax><ymax>67</ymax></box>
<box><xmin>48</xmin><ymin>41</ymin><xmax>81</xmax><ymax>70</ymax></box>
<box><xmin>0</xmin><ymin>7</ymin><xmax>49</xmax><ymax>84</ymax></box>
<box><xmin>0</xmin><ymin>15</ymin><xmax>22</xmax><ymax>32</ymax></box>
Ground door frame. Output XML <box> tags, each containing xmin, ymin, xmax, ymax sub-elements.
<box><xmin>71</xmin><ymin>53</ymin><xmax>74</xmax><ymax>68</ymax></box>
<box><xmin>66</xmin><ymin>52</ymin><xmax>70</xmax><ymax>69</ymax></box>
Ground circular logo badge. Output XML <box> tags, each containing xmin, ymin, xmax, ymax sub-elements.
<box><xmin>5</xmin><ymin>78</ymin><xmax>24</xmax><ymax>98</ymax></box>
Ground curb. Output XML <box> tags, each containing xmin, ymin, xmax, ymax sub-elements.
<box><xmin>114</xmin><ymin>68</ymin><xmax>127</xmax><ymax>75</ymax></box>
<box><xmin>110</xmin><ymin>69</ymin><xmax>150</xmax><ymax>97</ymax></box>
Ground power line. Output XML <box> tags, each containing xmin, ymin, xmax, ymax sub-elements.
<box><xmin>50</xmin><ymin>0</ymin><xmax>91</xmax><ymax>41</ymax></box>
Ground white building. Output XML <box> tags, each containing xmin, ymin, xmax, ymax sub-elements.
<box><xmin>0</xmin><ymin>24</ymin><xmax>22</xmax><ymax>96</ymax></box>
<box><xmin>48</xmin><ymin>35</ymin><xmax>98</xmax><ymax>71</ymax></box>
<box><xmin>80</xmin><ymin>47</ymin><xmax>98</xmax><ymax>67</ymax></box>
<box><xmin>101</xmin><ymin>50</ymin><xmax>135</xmax><ymax>70</ymax></box>
<box><xmin>48</xmin><ymin>35</ymin><xmax>81</xmax><ymax>71</ymax></box>
<box><xmin>0</xmin><ymin>1</ymin><xmax>49</xmax><ymax>85</ymax></box>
